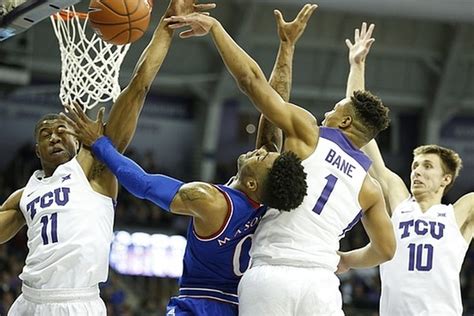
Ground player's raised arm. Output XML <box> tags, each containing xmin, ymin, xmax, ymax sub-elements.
<box><xmin>0</xmin><ymin>189</ymin><xmax>26</xmax><ymax>244</ymax></box>
<box><xmin>454</xmin><ymin>192</ymin><xmax>474</xmax><ymax>243</ymax></box>
<box><xmin>345</xmin><ymin>22</ymin><xmax>375</xmax><ymax>97</ymax></box>
<box><xmin>256</xmin><ymin>6</ymin><xmax>312</xmax><ymax>152</ymax></box>
<box><xmin>103</xmin><ymin>0</ymin><xmax>216</xmax><ymax>153</ymax></box>
<box><xmin>166</xmin><ymin>6</ymin><xmax>318</xmax><ymax>159</ymax></box>
<box><xmin>343</xmin><ymin>22</ymin><xmax>409</xmax><ymax>213</ymax></box>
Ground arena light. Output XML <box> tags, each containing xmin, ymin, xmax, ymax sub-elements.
<box><xmin>109</xmin><ymin>230</ymin><xmax>186</xmax><ymax>278</ymax></box>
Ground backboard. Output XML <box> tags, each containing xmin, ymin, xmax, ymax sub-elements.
<box><xmin>0</xmin><ymin>0</ymin><xmax>81</xmax><ymax>41</ymax></box>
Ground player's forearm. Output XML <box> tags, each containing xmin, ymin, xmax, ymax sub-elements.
<box><xmin>269</xmin><ymin>42</ymin><xmax>294</xmax><ymax>102</ymax></box>
<box><xmin>211</xmin><ymin>21</ymin><xmax>266</xmax><ymax>86</ymax></box>
<box><xmin>362</xmin><ymin>140</ymin><xmax>388</xmax><ymax>181</ymax></box>
<box><xmin>211</xmin><ymin>21</ymin><xmax>292</xmax><ymax>131</ymax></box>
<box><xmin>105</xmin><ymin>18</ymin><xmax>174</xmax><ymax>152</ymax></box>
<box><xmin>91</xmin><ymin>136</ymin><xmax>183</xmax><ymax>211</ymax></box>
<box><xmin>346</xmin><ymin>62</ymin><xmax>365</xmax><ymax>98</ymax></box>
<box><xmin>256</xmin><ymin>42</ymin><xmax>294</xmax><ymax>151</ymax></box>
<box><xmin>340</xmin><ymin>242</ymin><xmax>393</xmax><ymax>269</ymax></box>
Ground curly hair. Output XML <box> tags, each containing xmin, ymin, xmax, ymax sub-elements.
<box><xmin>350</xmin><ymin>90</ymin><xmax>390</xmax><ymax>141</ymax></box>
<box><xmin>413</xmin><ymin>145</ymin><xmax>463</xmax><ymax>194</ymax></box>
<box><xmin>262</xmin><ymin>151</ymin><xmax>307</xmax><ymax>212</ymax></box>
<box><xmin>34</xmin><ymin>113</ymin><xmax>61</xmax><ymax>140</ymax></box>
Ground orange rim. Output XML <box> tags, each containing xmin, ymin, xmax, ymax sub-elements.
<box><xmin>52</xmin><ymin>9</ymin><xmax>88</xmax><ymax>21</ymax></box>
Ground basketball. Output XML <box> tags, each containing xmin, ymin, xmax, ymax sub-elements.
<box><xmin>88</xmin><ymin>0</ymin><xmax>152</xmax><ymax>45</ymax></box>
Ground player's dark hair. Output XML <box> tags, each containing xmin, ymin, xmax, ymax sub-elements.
<box><xmin>34</xmin><ymin>113</ymin><xmax>61</xmax><ymax>140</ymax></box>
<box><xmin>350</xmin><ymin>90</ymin><xmax>390</xmax><ymax>141</ymax></box>
<box><xmin>262</xmin><ymin>151</ymin><xmax>307</xmax><ymax>211</ymax></box>
<box><xmin>413</xmin><ymin>145</ymin><xmax>463</xmax><ymax>194</ymax></box>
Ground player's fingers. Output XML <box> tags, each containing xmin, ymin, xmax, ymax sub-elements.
<box><xmin>63</xmin><ymin>104</ymin><xmax>79</xmax><ymax>121</ymax></box>
<box><xmin>97</xmin><ymin>107</ymin><xmax>105</xmax><ymax>123</ymax></box>
<box><xmin>365</xmin><ymin>38</ymin><xmax>375</xmax><ymax>49</ymax></box>
<box><xmin>366</xmin><ymin>23</ymin><xmax>375</xmax><ymax>38</ymax></box>
<box><xmin>274</xmin><ymin>10</ymin><xmax>284</xmax><ymax>25</ymax></box>
<box><xmin>164</xmin><ymin>16</ymin><xmax>185</xmax><ymax>24</ymax></box>
<box><xmin>194</xmin><ymin>3</ymin><xmax>216</xmax><ymax>11</ymax></box>
<box><xmin>305</xmin><ymin>4</ymin><xmax>318</xmax><ymax>20</ymax></box>
<box><xmin>354</xmin><ymin>28</ymin><xmax>360</xmax><ymax>40</ymax></box>
<box><xmin>199</xmin><ymin>12</ymin><xmax>210</xmax><ymax>16</ymax></box>
<box><xmin>345</xmin><ymin>39</ymin><xmax>353</xmax><ymax>49</ymax></box>
<box><xmin>179</xmin><ymin>29</ymin><xmax>196</xmax><ymax>38</ymax></box>
<box><xmin>59</xmin><ymin>112</ymin><xmax>80</xmax><ymax>133</ymax></box>
<box><xmin>295</xmin><ymin>4</ymin><xmax>309</xmax><ymax>21</ymax></box>
<box><xmin>361</xmin><ymin>22</ymin><xmax>367</xmax><ymax>36</ymax></box>
<box><xmin>168</xmin><ymin>22</ymin><xmax>189</xmax><ymax>29</ymax></box>
<box><xmin>71</xmin><ymin>102</ymin><xmax>86</xmax><ymax>120</ymax></box>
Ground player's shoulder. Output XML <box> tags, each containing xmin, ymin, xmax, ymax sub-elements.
<box><xmin>2</xmin><ymin>188</ymin><xmax>24</xmax><ymax>210</ymax></box>
<box><xmin>179</xmin><ymin>182</ymin><xmax>228</xmax><ymax>210</ymax></box>
<box><xmin>454</xmin><ymin>192</ymin><xmax>474</xmax><ymax>213</ymax></box>
<box><xmin>358</xmin><ymin>174</ymin><xmax>384</xmax><ymax>210</ymax></box>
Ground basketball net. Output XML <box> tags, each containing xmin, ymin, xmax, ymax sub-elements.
<box><xmin>50</xmin><ymin>6</ymin><xmax>130</xmax><ymax>111</ymax></box>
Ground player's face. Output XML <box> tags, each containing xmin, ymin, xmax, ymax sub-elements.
<box><xmin>237</xmin><ymin>148</ymin><xmax>279</xmax><ymax>176</ymax></box>
<box><xmin>36</xmin><ymin>119</ymin><xmax>78</xmax><ymax>167</ymax></box>
<box><xmin>410</xmin><ymin>153</ymin><xmax>449</xmax><ymax>196</ymax></box>
<box><xmin>321</xmin><ymin>98</ymin><xmax>351</xmax><ymax>127</ymax></box>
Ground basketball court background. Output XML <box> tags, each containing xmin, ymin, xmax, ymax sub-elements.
<box><xmin>0</xmin><ymin>0</ymin><xmax>473</xmax><ymax>314</ymax></box>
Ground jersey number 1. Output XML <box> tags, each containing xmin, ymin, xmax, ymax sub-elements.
<box><xmin>312</xmin><ymin>174</ymin><xmax>338</xmax><ymax>215</ymax></box>
<box><xmin>40</xmin><ymin>213</ymin><xmax>58</xmax><ymax>245</ymax></box>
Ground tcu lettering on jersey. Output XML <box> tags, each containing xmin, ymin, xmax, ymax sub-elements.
<box><xmin>26</xmin><ymin>187</ymin><xmax>71</xmax><ymax>219</ymax></box>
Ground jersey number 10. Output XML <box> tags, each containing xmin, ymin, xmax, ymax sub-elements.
<box><xmin>408</xmin><ymin>243</ymin><xmax>433</xmax><ymax>271</ymax></box>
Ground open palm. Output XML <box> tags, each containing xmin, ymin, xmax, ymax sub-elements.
<box><xmin>346</xmin><ymin>22</ymin><xmax>375</xmax><ymax>64</ymax></box>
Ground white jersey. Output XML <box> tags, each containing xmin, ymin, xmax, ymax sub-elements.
<box><xmin>251</xmin><ymin>127</ymin><xmax>371</xmax><ymax>271</ymax></box>
<box><xmin>19</xmin><ymin>157</ymin><xmax>115</xmax><ymax>289</ymax></box>
<box><xmin>380</xmin><ymin>198</ymin><xmax>468</xmax><ymax>316</ymax></box>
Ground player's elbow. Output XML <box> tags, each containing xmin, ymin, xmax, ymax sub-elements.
<box><xmin>378</xmin><ymin>236</ymin><xmax>396</xmax><ymax>262</ymax></box>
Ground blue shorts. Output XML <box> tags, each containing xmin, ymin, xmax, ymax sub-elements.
<box><xmin>166</xmin><ymin>297</ymin><xmax>238</xmax><ymax>316</ymax></box>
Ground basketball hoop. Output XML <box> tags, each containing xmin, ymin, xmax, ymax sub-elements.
<box><xmin>50</xmin><ymin>6</ymin><xmax>130</xmax><ymax>111</ymax></box>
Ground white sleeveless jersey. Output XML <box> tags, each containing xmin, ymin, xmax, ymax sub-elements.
<box><xmin>251</xmin><ymin>127</ymin><xmax>371</xmax><ymax>271</ymax></box>
<box><xmin>19</xmin><ymin>157</ymin><xmax>115</xmax><ymax>289</ymax></box>
<box><xmin>379</xmin><ymin>198</ymin><xmax>468</xmax><ymax>316</ymax></box>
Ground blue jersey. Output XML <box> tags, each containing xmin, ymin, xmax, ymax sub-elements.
<box><xmin>175</xmin><ymin>185</ymin><xmax>267</xmax><ymax>307</ymax></box>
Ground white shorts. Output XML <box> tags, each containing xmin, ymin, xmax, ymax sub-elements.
<box><xmin>238</xmin><ymin>265</ymin><xmax>344</xmax><ymax>316</ymax></box>
<box><xmin>8</xmin><ymin>284</ymin><xmax>106</xmax><ymax>316</ymax></box>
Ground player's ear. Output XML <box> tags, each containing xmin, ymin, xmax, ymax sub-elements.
<box><xmin>245</xmin><ymin>177</ymin><xmax>258</xmax><ymax>192</ymax></box>
<box><xmin>339</xmin><ymin>115</ymin><xmax>352</xmax><ymax>129</ymax></box>
<box><xmin>441</xmin><ymin>173</ymin><xmax>452</xmax><ymax>188</ymax></box>
<box><xmin>35</xmin><ymin>144</ymin><xmax>41</xmax><ymax>159</ymax></box>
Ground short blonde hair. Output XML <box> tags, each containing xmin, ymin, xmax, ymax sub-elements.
<box><xmin>413</xmin><ymin>145</ymin><xmax>463</xmax><ymax>194</ymax></box>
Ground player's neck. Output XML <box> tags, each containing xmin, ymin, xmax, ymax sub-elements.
<box><xmin>40</xmin><ymin>161</ymin><xmax>60</xmax><ymax>178</ymax></box>
<box><xmin>229</xmin><ymin>180</ymin><xmax>261</xmax><ymax>204</ymax></box>
<box><xmin>413</xmin><ymin>192</ymin><xmax>443</xmax><ymax>212</ymax></box>
<box><xmin>341</xmin><ymin>130</ymin><xmax>366</xmax><ymax>149</ymax></box>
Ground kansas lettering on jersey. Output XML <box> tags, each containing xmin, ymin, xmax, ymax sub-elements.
<box><xmin>178</xmin><ymin>185</ymin><xmax>267</xmax><ymax>305</ymax></box>
<box><xmin>380</xmin><ymin>197</ymin><xmax>468</xmax><ymax>316</ymax></box>
<box><xmin>19</xmin><ymin>158</ymin><xmax>115</xmax><ymax>289</ymax></box>
<box><xmin>251</xmin><ymin>127</ymin><xmax>371</xmax><ymax>271</ymax></box>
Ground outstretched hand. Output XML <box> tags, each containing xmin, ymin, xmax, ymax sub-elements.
<box><xmin>166</xmin><ymin>0</ymin><xmax>216</xmax><ymax>18</ymax></box>
<box><xmin>275</xmin><ymin>4</ymin><xmax>317</xmax><ymax>45</ymax></box>
<box><xmin>60</xmin><ymin>104</ymin><xmax>105</xmax><ymax>148</ymax></box>
<box><xmin>346</xmin><ymin>22</ymin><xmax>375</xmax><ymax>65</ymax></box>
<box><xmin>165</xmin><ymin>13</ymin><xmax>216</xmax><ymax>38</ymax></box>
